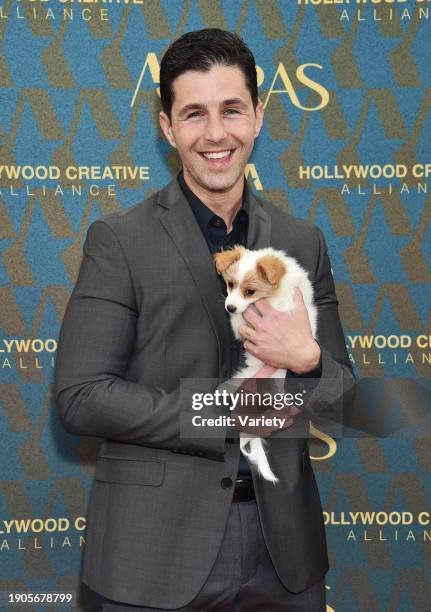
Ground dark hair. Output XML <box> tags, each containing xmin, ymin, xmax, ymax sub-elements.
<box><xmin>160</xmin><ymin>28</ymin><xmax>258</xmax><ymax>121</ymax></box>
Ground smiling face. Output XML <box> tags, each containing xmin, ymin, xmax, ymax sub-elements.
<box><xmin>159</xmin><ymin>64</ymin><xmax>264</xmax><ymax>196</ymax></box>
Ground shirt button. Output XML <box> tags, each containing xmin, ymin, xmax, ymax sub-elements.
<box><xmin>221</xmin><ymin>477</ymin><xmax>233</xmax><ymax>489</ymax></box>
<box><xmin>214</xmin><ymin>218</ymin><xmax>223</xmax><ymax>227</ymax></box>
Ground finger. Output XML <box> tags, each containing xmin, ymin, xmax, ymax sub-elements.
<box><xmin>238</xmin><ymin>324</ymin><xmax>256</xmax><ymax>343</ymax></box>
<box><xmin>289</xmin><ymin>405</ymin><xmax>303</xmax><ymax>417</ymax></box>
<box><xmin>242</xmin><ymin>306</ymin><xmax>261</xmax><ymax>327</ymax></box>
<box><xmin>252</xmin><ymin>298</ymin><xmax>272</xmax><ymax>316</ymax></box>
<box><xmin>294</xmin><ymin>287</ymin><xmax>304</xmax><ymax>306</ymax></box>
<box><xmin>243</xmin><ymin>339</ymin><xmax>257</xmax><ymax>355</ymax></box>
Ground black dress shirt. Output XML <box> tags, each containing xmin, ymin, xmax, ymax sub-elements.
<box><xmin>178</xmin><ymin>170</ymin><xmax>322</xmax><ymax>477</ymax></box>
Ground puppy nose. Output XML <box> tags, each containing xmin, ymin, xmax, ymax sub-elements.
<box><xmin>226</xmin><ymin>305</ymin><xmax>236</xmax><ymax>313</ymax></box>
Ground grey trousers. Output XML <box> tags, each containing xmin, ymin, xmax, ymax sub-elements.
<box><xmin>102</xmin><ymin>500</ymin><xmax>326</xmax><ymax>611</ymax></box>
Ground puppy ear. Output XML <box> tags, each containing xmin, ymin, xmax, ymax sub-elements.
<box><xmin>257</xmin><ymin>255</ymin><xmax>286</xmax><ymax>286</ymax></box>
<box><xmin>213</xmin><ymin>246</ymin><xmax>244</xmax><ymax>274</ymax></box>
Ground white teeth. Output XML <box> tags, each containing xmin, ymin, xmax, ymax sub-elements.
<box><xmin>202</xmin><ymin>150</ymin><xmax>232</xmax><ymax>159</ymax></box>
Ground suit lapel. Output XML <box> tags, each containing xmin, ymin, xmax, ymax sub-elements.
<box><xmin>157</xmin><ymin>177</ymin><xmax>272</xmax><ymax>377</ymax></box>
<box><xmin>246</xmin><ymin>188</ymin><xmax>272</xmax><ymax>250</ymax></box>
<box><xmin>158</xmin><ymin>179</ymin><xmax>230</xmax><ymax>376</ymax></box>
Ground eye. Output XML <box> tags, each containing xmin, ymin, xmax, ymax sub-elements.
<box><xmin>187</xmin><ymin>111</ymin><xmax>202</xmax><ymax>119</ymax></box>
<box><xmin>225</xmin><ymin>108</ymin><xmax>240</xmax><ymax>115</ymax></box>
<box><xmin>227</xmin><ymin>281</ymin><xmax>234</xmax><ymax>289</ymax></box>
<box><xmin>245</xmin><ymin>289</ymin><xmax>255</xmax><ymax>297</ymax></box>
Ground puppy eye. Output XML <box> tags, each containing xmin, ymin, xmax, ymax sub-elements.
<box><xmin>227</xmin><ymin>281</ymin><xmax>234</xmax><ymax>289</ymax></box>
<box><xmin>245</xmin><ymin>289</ymin><xmax>255</xmax><ymax>297</ymax></box>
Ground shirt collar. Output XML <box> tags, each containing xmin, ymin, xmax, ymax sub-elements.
<box><xmin>177</xmin><ymin>169</ymin><xmax>249</xmax><ymax>235</ymax></box>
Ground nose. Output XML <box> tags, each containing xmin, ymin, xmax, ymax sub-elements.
<box><xmin>204</xmin><ymin>113</ymin><xmax>226</xmax><ymax>142</ymax></box>
<box><xmin>226</xmin><ymin>304</ymin><xmax>236</xmax><ymax>313</ymax></box>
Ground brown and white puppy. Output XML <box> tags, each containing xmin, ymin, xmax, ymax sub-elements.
<box><xmin>214</xmin><ymin>246</ymin><xmax>317</xmax><ymax>483</ymax></box>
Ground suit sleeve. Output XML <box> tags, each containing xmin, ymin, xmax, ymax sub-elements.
<box><xmin>283</xmin><ymin>226</ymin><xmax>356</xmax><ymax>431</ymax></box>
<box><xmin>54</xmin><ymin>220</ymin><xmax>235</xmax><ymax>459</ymax></box>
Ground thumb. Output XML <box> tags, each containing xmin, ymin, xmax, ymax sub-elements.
<box><xmin>294</xmin><ymin>287</ymin><xmax>305</xmax><ymax>305</ymax></box>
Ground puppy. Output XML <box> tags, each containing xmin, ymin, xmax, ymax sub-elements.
<box><xmin>214</xmin><ymin>245</ymin><xmax>317</xmax><ymax>483</ymax></box>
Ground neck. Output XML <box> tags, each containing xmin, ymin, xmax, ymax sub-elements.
<box><xmin>182</xmin><ymin>169</ymin><xmax>244</xmax><ymax>232</ymax></box>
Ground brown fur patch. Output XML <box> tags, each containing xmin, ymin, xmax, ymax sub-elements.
<box><xmin>213</xmin><ymin>245</ymin><xmax>245</xmax><ymax>275</ymax></box>
<box><xmin>240</xmin><ymin>270</ymin><xmax>277</xmax><ymax>299</ymax></box>
<box><xmin>256</xmin><ymin>254</ymin><xmax>286</xmax><ymax>286</ymax></box>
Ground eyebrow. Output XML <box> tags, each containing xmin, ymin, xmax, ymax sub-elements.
<box><xmin>177</xmin><ymin>98</ymin><xmax>247</xmax><ymax>117</ymax></box>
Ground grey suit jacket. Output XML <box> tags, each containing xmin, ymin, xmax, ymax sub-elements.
<box><xmin>54</xmin><ymin>176</ymin><xmax>354</xmax><ymax>608</ymax></box>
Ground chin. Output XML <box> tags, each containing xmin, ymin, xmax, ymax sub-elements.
<box><xmin>187</xmin><ymin>160</ymin><xmax>243</xmax><ymax>191</ymax></box>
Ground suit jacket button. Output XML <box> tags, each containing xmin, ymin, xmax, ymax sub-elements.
<box><xmin>226</xmin><ymin>437</ymin><xmax>236</xmax><ymax>444</ymax></box>
<box><xmin>221</xmin><ymin>477</ymin><xmax>233</xmax><ymax>489</ymax></box>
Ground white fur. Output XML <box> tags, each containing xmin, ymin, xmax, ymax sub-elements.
<box><xmin>224</xmin><ymin>247</ymin><xmax>317</xmax><ymax>484</ymax></box>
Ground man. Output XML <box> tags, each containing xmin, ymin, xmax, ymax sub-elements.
<box><xmin>54</xmin><ymin>28</ymin><xmax>354</xmax><ymax>611</ymax></box>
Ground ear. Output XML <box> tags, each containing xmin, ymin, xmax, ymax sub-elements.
<box><xmin>213</xmin><ymin>246</ymin><xmax>245</xmax><ymax>275</ymax></box>
<box><xmin>257</xmin><ymin>254</ymin><xmax>286</xmax><ymax>286</ymax></box>
<box><xmin>254</xmin><ymin>99</ymin><xmax>264</xmax><ymax>139</ymax></box>
<box><xmin>159</xmin><ymin>111</ymin><xmax>177</xmax><ymax>148</ymax></box>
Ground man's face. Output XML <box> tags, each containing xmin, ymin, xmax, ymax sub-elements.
<box><xmin>159</xmin><ymin>64</ymin><xmax>264</xmax><ymax>194</ymax></box>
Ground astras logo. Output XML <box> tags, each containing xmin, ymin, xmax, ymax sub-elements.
<box><xmin>130</xmin><ymin>53</ymin><xmax>329</xmax><ymax>112</ymax></box>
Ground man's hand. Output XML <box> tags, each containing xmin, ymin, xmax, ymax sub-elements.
<box><xmin>238</xmin><ymin>288</ymin><xmax>321</xmax><ymax>374</ymax></box>
<box><xmin>230</xmin><ymin>376</ymin><xmax>302</xmax><ymax>437</ymax></box>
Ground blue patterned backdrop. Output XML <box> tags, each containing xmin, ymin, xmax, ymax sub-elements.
<box><xmin>0</xmin><ymin>1</ymin><xmax>430</xmax><ymax>610</ymax></box>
